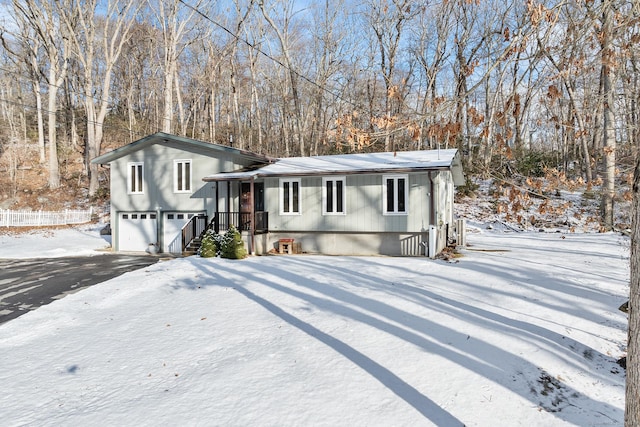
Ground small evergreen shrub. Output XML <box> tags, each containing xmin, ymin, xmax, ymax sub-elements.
<box><xmin>199</xmin><ymin>229</ymin><xmax>219</xmax><ymax>258</ymax></box>
<box><xmin>220</xmin><ymin>226</ymin><xmax>248</xmax><ymax>259</ymax></box>
<box><xmin>199</xmin><ymin>226</ymin><xmax>247</xmax><ymax>259</ymax></box>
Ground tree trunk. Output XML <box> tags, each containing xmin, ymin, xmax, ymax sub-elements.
<box><xmin>602</xmin><ymin>69</ymin><xmax>616</xmax><ymax>229</ymax></box>
<box><xmin>163</xmin><ymin>61</ymin><xmax>175</xmax><ymax>133</ymax></box>
<box><xmin>47</xmin><ymin>75</ymin><xmax>60</xmax><ymax>189</ymax></box>
<box><xmin>32</xmin><ymin>80</ymin><xmax>46</xmax><ymax>164</ymax></box>
<box><xmin>600</xmin><ymin>1</ymin><xmax>616</xmax><ymax>231</ymax></box>
<box><xmin>627</xmin><ymin>157</ymin><xmax>640</xmax><ymax>426</ymax></box>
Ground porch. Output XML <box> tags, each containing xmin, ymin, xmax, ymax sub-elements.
<box><xmin>211</xmin><ymin>211</ymin><xmax>269</xmax><ymax>234</ymax></box>
<box><xmin>180</xmin><ymin>211</ymin><xmax>268</xmax><ymax>255</ymax></box>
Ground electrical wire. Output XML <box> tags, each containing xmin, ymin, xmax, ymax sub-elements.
<box><xmin>177</xmin><ymin>0</ymin><xmax>360</xmax><ymax>110</ymax></box>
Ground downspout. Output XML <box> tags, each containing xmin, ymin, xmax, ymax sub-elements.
<box><xmin>428</xmin><ymin>171</ymin><xmax>437</xmax><ymax>258</ymax></box>
<box><xmin>429</xmin><ymin>171</ymin><xmax>436</xmax><ymax>226</ymax></box>
<box><xmin>156</xmin><ymin>205</ymin><xmax>162</xmax><ymax>253</ymax></box>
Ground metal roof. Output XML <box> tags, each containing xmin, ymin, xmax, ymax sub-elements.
<box><xmin>203</xmin><ymin>148</ymin><xmax>465</xmax><ymax>185</ymax></box>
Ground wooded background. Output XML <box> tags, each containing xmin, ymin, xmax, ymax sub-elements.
<box><xmin>0</xmin><ymin>0</ymin><xmax>638</xmax><ymax>230</ymax></box>
<box><xmin>3</xmin><ymin>1</ymin><xmax>640</xmax><ymax>423</ymax></box>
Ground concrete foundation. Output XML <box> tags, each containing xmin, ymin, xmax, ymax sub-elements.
<box><xmin>243</xmin><ymin>228</ymin><xmax>448</xmax><ymax>257</ymax></box>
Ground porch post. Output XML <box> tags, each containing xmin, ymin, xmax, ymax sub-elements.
<box><xmin>249</xmin><ymin>177</ymin><xmax>255</xmax><ymax>255</ymax></box>
<box><xmin>214</xmin><ymin>183</ymin><xmax>219</xmax><ymax>233</ymax></box>
<box><xmin>226</xmin><ymin>181</ymin><xmax>231</xmax><ymax>232</ymax></box>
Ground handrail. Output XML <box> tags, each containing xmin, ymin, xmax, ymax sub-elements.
<box><xmin>181</xmin><ymin>214</ymin><xmax>208</xmax><ymax>252</ymax></box>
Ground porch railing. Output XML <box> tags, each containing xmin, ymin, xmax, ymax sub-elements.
<box><xmin>181</xmin><ymin>213</ymin><xmax>208</xmax><ymax>252</ymax></box>
<box><xmin>212</xmin><ymin>211</ymin><xmax>268</xmax><ymax>233</ymax></box>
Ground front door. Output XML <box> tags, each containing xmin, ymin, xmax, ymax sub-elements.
<box><xmin>240</xmin><ymin>182</ymin><xmax>265</xmax><ymax>231</ymax></box>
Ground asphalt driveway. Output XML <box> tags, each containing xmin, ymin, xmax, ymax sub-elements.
<box><xmin>0</xmin><ymin>255</ymin><xmax>160</xmax><ymax>324</ymax></box>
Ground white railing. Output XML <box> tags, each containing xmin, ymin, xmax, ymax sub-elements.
<box><xmin>0</xmin><ymin>208</ymin><xmax>94</xmax><ymax>227</ymax></box>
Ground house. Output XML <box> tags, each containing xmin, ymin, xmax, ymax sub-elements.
<box><xmin>93</xmin><ymin>132</ymin><xmax>464</xmax><ymax>257</ymax></box>
<box><xmin>203</xmin><ymin>148</ymin><xmax>465</xmax><ymax>257</ymax></box>
<box><xmin>91</xmin><ymin>132</ymin><xmax>273</xmax><ymax>253</ymax></box>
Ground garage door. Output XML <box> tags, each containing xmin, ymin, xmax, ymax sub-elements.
<box><xmin>118</xmin><ymin>212</ymin><xmax>157</xmax><ymax>252</ymax></box>
<box><xmin>163</xmin><ymin>212</ymin><xmax>204</xmax><ymax>253</ymax></box>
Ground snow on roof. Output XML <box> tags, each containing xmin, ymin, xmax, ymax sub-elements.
<box><xmin>203</xmin><ymin>148</ymin><xmax>462</xmax><ymax>182</ymax></box>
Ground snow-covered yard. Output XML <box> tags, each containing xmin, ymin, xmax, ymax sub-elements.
<box><xmin>0</xmin><ymin>224</ymin><xmax>629</xmax><ymax>426</ymax></box>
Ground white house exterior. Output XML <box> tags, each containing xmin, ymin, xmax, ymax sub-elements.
<box><xmin>93</xmin><ymin>132</ymin><xmax>464</xmax><ymax>257</ymax></box>
<box><xmin>203</xmin><ymin>149</ymin><xmax>465</xmax><ymax>256</ymax></box>
<box><xmin>91</xmin><ymin>132</ymin><xmax>272</xmax><ymax>253</ymax></box>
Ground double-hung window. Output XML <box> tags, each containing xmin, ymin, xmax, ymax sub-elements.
<box><xmin>383</xmin><ymin>174</ymin><xmax>408</xmax><ymax>215</ymax></box>
<box><xmin>174</xmin><ymin>159</ymin><xmax>192</xmax><ymax>193</ymax></box>
<box><xmin>280</xmin><ymin>178</ymin><xmax>301</xmax><ymax>215</ymax></box>
<box><xmin>128</xmin><ymin>162</ymin><xmax>144</xmax><ymax>194</ymax></box>
<box><xmin>322</xmin><ymin>176</ymin><xmax>346</xmax><ymax>215</ymax></box>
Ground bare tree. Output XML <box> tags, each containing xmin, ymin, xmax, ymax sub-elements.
<box><xmin>259</xmin><ymin>0</ymin><xmax>307</xmax><ymax>156</ymax></box>
<box><xmin>366</xmin><ymin>0</ymin><xmax>417</xmax><ymax>152</ymax></box>
<box><xmin>61</xmin><ymin>0</ymin><xmax>141</xmax><ymax>196</ymax></box>
<box><xmin>599</xmin><ymin>0</ymin><xmax>616</xmax><ymax>230</ymax></box>
<box><xmin>630</xmin><ymin>158</ymin><xmax>640</xmax><ymax>425</ymax></box>
<box><xmin>148</xmin><ymin>0</ymin><xmax>204</xmax><ymax>134</ymax></box>
<box><xmin>410</xmin><ymin>1</ymin><xmax>453</xmax><ymax>150</ymax></box>
<box><xmin>624</xmin><ymin>0</ymin><xmax>640</xmax><ymax>423</ymax></box>
<box><xmin>12</xmin><ymin>0</ymin><xmax>73</xmax><ymax>189</ymax></box>
<box><xmin>0</xmin><ymin>14</ymin><xmax>46</xmax><ymax>164</ymax></box>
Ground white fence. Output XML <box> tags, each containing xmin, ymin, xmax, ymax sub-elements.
<box><xmin>0</xmin><ymin>208</ymin><xmax>94</xmax><ymax>227</ymax></box>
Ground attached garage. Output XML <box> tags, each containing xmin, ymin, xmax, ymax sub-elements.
<box><xmin>118</xmin><ymin>212</ymin><xmax>157</xmax><ymax>252</ymax></box>
<box><xmin>163</xmin><ymin>212</ymin><xmax>204</xmax><ymax>253</ymax></box>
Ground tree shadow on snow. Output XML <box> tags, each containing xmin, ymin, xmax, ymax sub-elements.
<box><xmin>182</xmin><ymin>256</ymin><xmax>623</xmax><ymax>425</ymax></box>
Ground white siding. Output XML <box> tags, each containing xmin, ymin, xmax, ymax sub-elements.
<box><xmin>265</xmin><ymin>172</ymin><xmax>436</xmax><ymax>233</ymax></box>
<box><xmin>108</xmin><ymin>140</ymin><xmax>260</xmax><ymax>252</ymax></box>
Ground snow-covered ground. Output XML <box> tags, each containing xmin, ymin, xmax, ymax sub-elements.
<box><xmin>0</xmin><ymin>222</ymin><xmax>629</xmax><ymax>426</ymax></box>
<box><xmin>0</xmin><ymin>224</ymin><xmax>111</xmax><ymax>258</ymax></box>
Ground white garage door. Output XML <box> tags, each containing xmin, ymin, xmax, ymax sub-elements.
<box><xmin>163</xmin><ymin>212</ymin><xmax>203</xmax><ymax>253</ymax></box>
<box><xmin>118</xmin><ymin>212</ymin><xmax>157</xmax><ymax>252</ymax></box>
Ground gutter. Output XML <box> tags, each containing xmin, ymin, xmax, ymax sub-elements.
<box><xmin>203</xmin><ymin>165</ymin><xmax>455</xmax><ymax>182</ymax></box>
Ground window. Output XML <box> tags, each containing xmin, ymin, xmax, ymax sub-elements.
<box><xmin>280</xmin><ymin>178</ymin><xmax>301</xmax><ymax>215</ymax></box>
<box><xmin>383</xmin><ymin>175</ymin><xmax>408</xmax><ymax>215</ymax></box>
<box><xmin>323</xmin><ymin>176</ymin><xmax>346</xmax><ymax>215</ymax></box>
<box><xmin>128</xmin><ymin>162</ymin><xmax>144</xmax><ymax>194</ymax></box>
<box><xmin>174</xmin><ymin>159</ymin><xmax>192</xmax><ymax>193</ymax></box>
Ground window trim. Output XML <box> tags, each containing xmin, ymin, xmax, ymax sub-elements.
<box><xmin>127</xmin><ymin>162</ymin><xmax>144</xmax><ymax>194</ymax></box>
<box><xmin>279</xmin><ymin>178</ymin><xmax>301</xmax><ymax>215</ymax></box>
<box><xmin>174</xmin><ymin>159</ymin><xmax>192</xmax><ymax>193</ymax></box>
<box><xmin>383</xmin><ymin>174</ymin><xmax>409</xmax><ymax>215</ymax></box>
<box><xmin>322</xmin><ymin>176</ymin><xmax>346</xmax><ymax>215</ymax></box>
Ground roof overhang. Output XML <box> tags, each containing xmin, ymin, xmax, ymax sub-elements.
<box><xmin>203</xmin><ymin>148</ymin><xmax>466</xmax><ymax>185</ymax></box>
<box><xmin>92</xmin><ymin>132</ymin><xmax>274</xmax><ymax>165</ymax></box>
